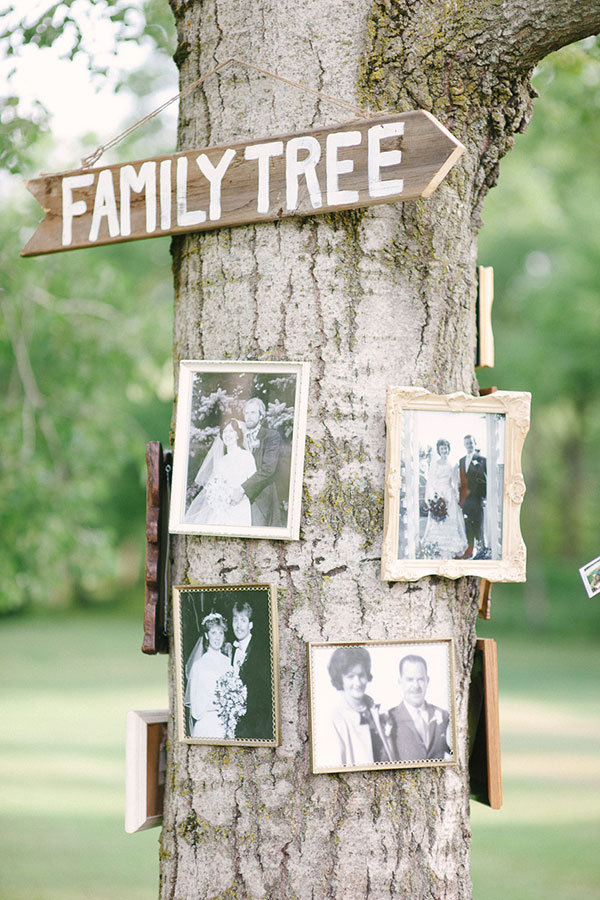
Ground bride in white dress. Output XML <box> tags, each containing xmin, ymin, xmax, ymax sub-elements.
<box><xmin>422</xmin><ymin>438</ymin><xmax>468</xmax><ymax>558</ymax></box>
<box><xmin>185</xmin><ymin>418</ymin><xmax>257</xmax><ymax>526</ymax></box>
<box><xmin>185</xmin><ymin>612</ymin><xmax>233</xmax><ymax>738</ymax></box>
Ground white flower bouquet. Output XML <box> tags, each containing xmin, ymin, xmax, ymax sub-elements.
<box><xmin>214</xmin><ymin>670</ymin><xmax>247</xmax><ymax>738</ymax></box>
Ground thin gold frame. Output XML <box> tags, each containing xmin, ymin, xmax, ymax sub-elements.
<box><xmin>381</xmin><ymin>387</ymin><xmax>530</xmax><ymax>582</ymax></box>
<box><xmin>173</xmin><ymin>583</ymin><xmax>280</xmax><ymax>747</ymax></box>
<box><xmin>307</xmin><ymin>638</ymin><xmax>457</xmax><ymax>774</ymax></box>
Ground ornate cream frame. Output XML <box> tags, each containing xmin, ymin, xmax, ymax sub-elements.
<box><xmin>381</xmin><ymin>387</ymin><xmax>530</xmax><ymax>582</ymax></box>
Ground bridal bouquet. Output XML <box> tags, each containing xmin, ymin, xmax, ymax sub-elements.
<box><xmin>214</xmin><ymin>671</ymin><xmax>247</xmax><ymax>738</ymax></box>
<box><xmin>428</xmin><ymin>494</ymin><xmax>448</xmax><ymax>521</ymax></box>
<box><xmin>203</xmin><ymin>475</ymin><xmax>235</xmax><ymax>512</ymax></box>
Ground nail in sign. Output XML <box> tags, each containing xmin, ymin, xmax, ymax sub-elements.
<box><xmin>21</xmin><ymin>111</ymin><xmax>464</xmax><ymax>257</ymax></box>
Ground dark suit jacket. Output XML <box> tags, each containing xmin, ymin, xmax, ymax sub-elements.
<box><xmin>242</xmin><ymin>425</ymin><xmax>283</xmax><ymax>527</ymax></box>
<box><xmin>388</xmin><ymin>701</ymin><xmax>451</xmax><ymax>761</ymax></box>
<box><xmin>459</xmin><ymin>453</ymin><xmax>487</xmax><ymax>519</ymax></box>
<box><xmin>235</xmin><ymin>635</ymin><xmax>274</xmax><ymax>740</ymax></box>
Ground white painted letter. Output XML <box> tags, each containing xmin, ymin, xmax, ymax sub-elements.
<box><xmin>176</xmin><ymin>157</ymin><xmax>206</xmax><ymax>227</ymax></box>
<box><xmin>160</xmin><ymin>160</ymin><xmax>172</xmax><ymax>231</ymax></box>
<box><xmin>244</xmin><ymin>141</ymin><xmax>284</xmax><ymax>213</ymax></box>
<box><xmin>120</xmin><ymin>162</ymin><xmax>157</xmax><ymax>236</ymax></box>
<box><xmin>62</xmin><ymin>173</ymin><xmax>94</xmax><ymax>246</ymax></box>
<box><xmin>195</xmin><ymin>148</ymin><xmax>236</xmax><ymax>221</ymax></box>
<box><xmin>89</xmin><ymin>170</ymin><xmax>120</xmax><ymax>242</ymax></box>
<box><xmin>326</xmin><ymin>130</ymin><xmax>361</xmax><ymax>206</ymax></box>
<box><xmin>368</xmin><ymin>122</ymin><xmax>404</xmax><ymax>198</ymax></box>
<box><xmin>286</xmin><ymin>136</ymin><xmax>322</xmax><ymax>211</ymax></box>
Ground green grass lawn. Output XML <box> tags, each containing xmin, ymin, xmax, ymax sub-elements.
<box><xmin>0</xmin><ymin>611</ymin><xmax>167</xmax><ymax>900</ymax></box>
<box><xmin>1</xmin><ymin>611</ymin><xmax>599</xmax><ymax>898</ymax></box>
<box><xmin>470</xmin><ymin>635</ymin><xmax>600</xmax><ymax>900</ymax></box>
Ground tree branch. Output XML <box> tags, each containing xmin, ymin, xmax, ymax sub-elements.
<box><xmin>479</xmin><ymin>0</ymin><xmax>600</xmax><ymax>70</ymax></box>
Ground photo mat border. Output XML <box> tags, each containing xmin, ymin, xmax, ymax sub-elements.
<box><xmin>173</xmin><ymin>583</ymin><xmax>280</xmax><ymax>747</ymax></box>
<box><xmin>381</xmin><ymin>387</ymin><xmax>531</xmax><ymax>582</ymax></box>
<box><xmin>307</xmin><ymin>637</ymin><xmax>457</xmax><ymax>775</ymax></box>
<box><xmin>169</xmin><ymin>359</ymin><xmax>310</xmax><ymax>540</ymax></box>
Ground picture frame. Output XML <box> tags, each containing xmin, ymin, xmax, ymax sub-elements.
<box><xmin>307</xmin><ymin>638</ymin><xmax>457</xmax><ymax>774</ymax></box>
<box><xmin>173</xmin><ymin>584</ymin><xmax>280</xmax><ymax>747</ymax></box>
<box><xmin>381</xmin><ymin>387</ymin><xmax>531</xmax><ymax>582</ymax></box>
<box><xmin>578</xmin><ymin>555</ymin><xmax>600</xmax><ymax>598</ymax></box>
<box><xmin>125</xmin><ymin>709</ymin><xmax>168</xmax><ymax>833</ymax></box>
<box><xmin>468</xmin><ymin>639</ymin><xmax>502</xmax><ymax>809</ymax></box>
<box><xmin>169</xmin><ymin>360</ymin><xmax>310</xmax><ymax>540</ymax></box>
<box><xmin>476</xmin><ymin>265</ymin><xmax>494</xmax><ymax>369</ymax></box>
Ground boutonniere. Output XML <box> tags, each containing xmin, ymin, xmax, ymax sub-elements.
<box><xmin>432</xmin><ymin>709</ymin><xmax>443</xmax><ymax>725</ymax></box>
<box><xmin>472</xmin><ymin>459</ymin><xmax>479</xmax><ymax>466</ymax></box>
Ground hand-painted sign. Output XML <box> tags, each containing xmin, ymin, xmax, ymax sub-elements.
<box><xmin>21</xmin><ymin>111</ymin><xmax>464</xmax><ymax>257</ymax></box>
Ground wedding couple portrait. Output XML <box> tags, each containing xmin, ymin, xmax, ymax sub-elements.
<box><xmin>169</xmin><ymin>361</ymin><xmax>310</xmax><ymax>540</ymax></box>
<box><xmin>398</xmin><ymin>409</ymin><xmax>506</xmax><ymax>562</ymax></box>
<box><xmin>309</xmin><ymin>640</ymin><xmax>455</xmax><ymax>773</ymax></box>
<box><xmin>174</xmin><ymin>585</ymin><xmax>278</xmax><ymax>746</ymax></box>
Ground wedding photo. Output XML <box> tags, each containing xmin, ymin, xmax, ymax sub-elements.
<box><xmin>169</xmin><ymin>360</ymin><xmax>310</xmax><ymax>540</ymax></box>
<box><xmin>381</xmin><ymin>388</ymin><xmax>531</xmax><ymax>582</ymax></box>
<box><xmin>307</xmin><ymin>639</ymin><xmax>456</xmax><ymax>774</ymax></box>
<box><xmin>173</xmin><ymin>584</ymin><xmax>280</xmax><ymax>747</ymax></box>
<box><xmin>399</xmin><ymin>408</ymin><xmax>505</xmax><ymax>563</ymax></box>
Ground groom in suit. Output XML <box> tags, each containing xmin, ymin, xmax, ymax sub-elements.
<box><xmin>236</xmin><ymin>397</ymin><xmax>284</xmax><ymax>527</ymax></box>
<box><xmin>458</xmin><ymin>434</ymin><xmax>487</xmax><ymax>559</ymax></box>
<box><xmin>232</xmin><ymin>599</ymin><xmax>273</xmax><ymax>740</ymax></box>
<box><xmin>388</xmin><ymin>655</ymin><xmax>451</xmax><ymax>761</ymax></box>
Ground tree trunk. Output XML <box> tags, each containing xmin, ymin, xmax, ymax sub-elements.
<box><xmin>160</xmin><ymin>2</ymin><xmax>600</xmax><ymax>897</ymax></box>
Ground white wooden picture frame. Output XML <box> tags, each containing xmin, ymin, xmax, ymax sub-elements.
<box><xmin>125</xmin><ymin>709</ymin><xmax>168</xmax><ymax>833</ymax></box>
<box><xmin>169</xmin><ymin>360</ymin><xmax>310</xmax><ymax>540</ymax></box>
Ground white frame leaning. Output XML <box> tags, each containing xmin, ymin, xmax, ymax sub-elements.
<box><xmin>125</xmin><ymin>709</ymin><xmax>168</xmax><ymax>833</ymax></box>
<box><xmin>169</xmin><ymin>359</ymin><xmax>310</xmax><ymax>540</ymax></box>
<box><xmin>173</xmin><ymin>583</ymin><xmax>280</xmax><ymax>747</ymax></box>
<box><xmin>381</xmin><ymin>387</ymin><xmax>531</xmax><ymax>582</ymax></box>
<box><xmin>579</xmin><ymin>555</ymin><xmax>600</xmax><ymax>598</ymax></box>
<box><xmin>307</xmin><ymin>638</ymin><xmax>457</xmax><ymax>775</ymax></box>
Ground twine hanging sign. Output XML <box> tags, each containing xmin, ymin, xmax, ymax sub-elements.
<box><xmin>22</xmin><ymin>109</ymin><xmax>464</xmax><ymax>257</ymax></box>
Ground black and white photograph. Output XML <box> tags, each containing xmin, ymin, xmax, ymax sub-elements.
<box><xmin>579</xmin><ymin>556</ymin><xmax>600</xmax><ymax>598</ymax></box>
<box><xmin>382</xmin><ymin>388</ymin><xmax>531</xmax><ymax>582</ymax></box>
<box><xmin>173</xmin><ymin>584</ymin><xmax>280</xmax><ymax>747</ymax></box>
<box><xmin>307</xmin><ymin>639</ymin><xmax>456</xmax><ymax>774</ymax></box>
<box><xmin>169</xmin><ymin>360</ymin><xmax>310</xmax><ymax>540</ymax></box>
<box><xmin>400</xmin><ymin>409</ymin><xmax>505</xmax><ymax>562</ymax></box>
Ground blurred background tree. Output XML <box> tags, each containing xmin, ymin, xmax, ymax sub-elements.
<box><xmin>478</xmin><ymin>37</ymin><xmax>600</xmax><ymax>635</ymax></box>
<box><xmin>0</xmin><ymin>0</ymin><xmax>177</xmax><ymax>613</ymax></box>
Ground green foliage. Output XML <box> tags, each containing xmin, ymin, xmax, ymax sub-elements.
<box><xmin>0</xmin><ymin>0</ymin><xmax>177</xmax><ymax>173</ymax></box>
<box><xmin>0</xmin><ymin>1</ymin><xmax>177</xmax><ymax>614</ymax></box>
<box><xmin>0</xmin><ymin>202</ymin><xmax>173</xmax><ymax>613</ymax></box>
<box><xmin>478</xmin><ymin>39</ymin><xmax>600</xmax><ymax>567</ymax></box>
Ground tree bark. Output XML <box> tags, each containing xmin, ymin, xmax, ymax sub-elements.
<box><xmin>160</xmin><ymin>2</ymin><xmax>600</xmax><ymax>898</ymax></box>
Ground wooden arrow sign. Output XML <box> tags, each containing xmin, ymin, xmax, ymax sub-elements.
<box><xmin>21</xmin><ymin>110</ymin><xmax>465</xmax><ymax>257</ymax></box>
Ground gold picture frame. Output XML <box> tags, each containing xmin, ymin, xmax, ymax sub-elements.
<box><xmin>173</xmin><ymin>583</ymin><xmax>280</xmax><ymax>747</ymax></box>
<box><xmin>307</xmin><ymin>638</ymin><xmax>457</xmax><ymax>774</ymax></box>
<box><xmin>381</xmin><ymin>387</ymin><xmax>530</xmax><ymax>582</ymax></box>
